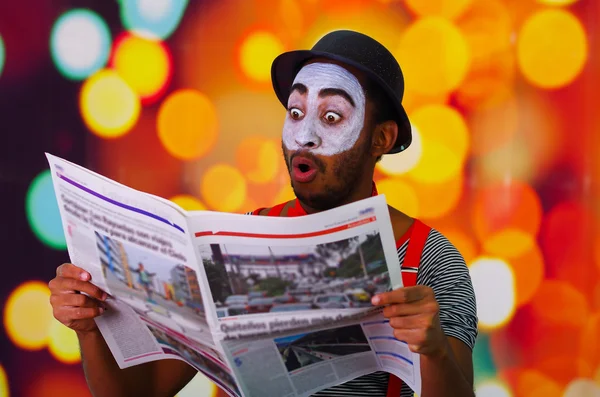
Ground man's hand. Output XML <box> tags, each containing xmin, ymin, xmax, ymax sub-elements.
<box><xmin>372</xmin><ymin>286</ymin><xmax>447</xmax><ymax>357</ymax></box>
<box><xmin>49</xmin><ymin>263</ymin><xmax>108</xmax><ymax>335</ymax></box>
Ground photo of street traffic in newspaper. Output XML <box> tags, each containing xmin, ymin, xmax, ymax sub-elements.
<box><xmin>96</xmin><ymin>231</ymin><xmax>210</xmax><ymax>342</ymax></box>
<box><xmin>145</xmin><ymin>320</ymin><xmax>241</xmax><ymax>397</ymax></box>
<box><xmin>198</xmin><ymin>230</ymin><xmax>392</xmax><ymax>319</ymax></box>
<box><xmin>275</xmin><ymin>324</ymin><xmax>372</xmax><ymax>373</ymax></box>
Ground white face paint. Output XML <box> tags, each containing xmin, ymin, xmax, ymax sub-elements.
<box><xmin>282</xmin><ymin>62</ymin><xmax>366</xmax><ymax>157</ymax></box>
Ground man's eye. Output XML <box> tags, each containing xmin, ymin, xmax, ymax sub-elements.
<box><xmin>289</xmin><ymin>108</ymin><xmax>304</xmax><ymax>119</ymax></box>
<box><xmin>324</xmin><ymin>112</ymin><xmax>341</xmax><ymax>123</ymax></box>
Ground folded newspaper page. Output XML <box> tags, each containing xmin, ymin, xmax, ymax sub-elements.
<box><xmin>46</xmin><ymin>152</ymin><xmax>422</xmax><ymax>396</ymax></box>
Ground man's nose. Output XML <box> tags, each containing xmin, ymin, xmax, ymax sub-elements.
<box><xmin>295</xmin><ymin>122</ymin><xmax>321</xmax><ymax>149</ymax></box>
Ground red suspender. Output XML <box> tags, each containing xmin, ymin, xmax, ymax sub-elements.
<box><xmin>387</xmin><ymin>219</ymin><xmax>432</xmax><ymax>397</ymax></box>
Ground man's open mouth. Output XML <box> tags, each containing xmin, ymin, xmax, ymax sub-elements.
<box><xmin>291</xmin><ymin>156</ymin><xmax>318</xmax><ymax>183</ymax></box>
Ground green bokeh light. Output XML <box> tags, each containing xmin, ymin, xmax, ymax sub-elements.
<box><xmin>473</xmin><ymin>333</ymin><xmax>497</xmax><ymax>384</ymax></box>
<box><xmin>26</xmin><ymin>169</ymin><xmax>66</xmax><ymax>250</ymax></box>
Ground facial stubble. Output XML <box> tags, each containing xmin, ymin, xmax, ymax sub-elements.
<box><xmin>282</xmin><ymin>137</ymin><xmax>372</xmax><ymax>212</ymax></box>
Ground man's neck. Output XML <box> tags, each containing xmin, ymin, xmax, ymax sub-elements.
<box><xmin>296</xmin><ymin>178</ymin><xmax>376</xmax><ymax>215</ymax></box>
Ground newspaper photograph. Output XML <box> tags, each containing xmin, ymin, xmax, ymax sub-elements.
<box><xmin>45</xmin><ymin>152</ymin><xmax>421</xmax><ymax>397</ymax></box>
<box><xmin>96</xmin><ymin>231</ymin><xmax>209</xmax><ymax>343</ymax></box>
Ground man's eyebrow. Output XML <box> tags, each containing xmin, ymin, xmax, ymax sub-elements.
<box><xmin>290</xmin><ymin>83</ymin><xmax>307</xmax><ymax>95</ymax></box>
<box><xmin>319</xmin><ymin>88</ymin><xmax>355</xmax><ymax>107</ymax></box>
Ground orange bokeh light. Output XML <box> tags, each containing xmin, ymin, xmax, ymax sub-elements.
<box><xmin>490</xmin><ymin>283</ymin><xmax>590</xmax><ymax>385</ymax></box>
<box><xmin>579</xmin><ymin>312</ymin><xmax>600</xmax><ymax>371</ymax></box>
<box><xmin>517</xmin><ymin>9</ymin><xmax>588</xmax><ymax>89</ymax></box>
<box><xmin>377</xmin><ymin>178</ymin><xmax>420</xmax><ymax>218</ymax></box>
<box><xmin>157</xmin><ymin>89</ymin><xmax>219</xmax><ymax>161</ymax></box>
<box><xmin>200</xmin><ymin>164</ymin><xmax>247</xmax><ymax>213</ymax></box>
<box><xmin>169</xmin><ymin>195</ymin><xmax>207</xmax><ymax>211</ymax></box>
<box><xmin>510</xmin><ymin>243</ymin><xmax>544</xmax><ymax>307</ymax></box>
<box><xmin>540</xmin><ymin>201</ymin><xmax>596</xmax><ymax>297</ymax></box>
<box><xmin>471</xmin><ymin>180</ymin><xmax>542</xmax><ymax>243</ymax></box>
<box><xmin>411</xmin><ymin>174</ymin><xmax>463</xmax><ymax>220</ymax></box>
<box><xmin>455</xmin><ymin>0</ymin><xmax>515</xmax><ymax>109</ymax></box>
<box><xmin>514</xmin><ymin>369</ymin><xmax>562</xmax><ymax>397</ymax></box>
<box><xmin>439</xmin><ymin>229</ymin><xmax>478</xmax><ymax>265</ymax></box>
<box><xmin>405</xmin><ymin>0</ymin><xmax>474</xmax><ymax>20</ymax></box>
<box><xmin>235</xmin><ymin>136</ymin><xmax>280</xmax><ymax>184</ymax></box>
<box><xmin>396</xmin><ymin>17</ymin><xmax>471</xmax><ymax>97</ymax></box>
<box><xmin>530</xmin><ymin>280</ymin><xmax>589</xmax><ymax>328</ymax></box>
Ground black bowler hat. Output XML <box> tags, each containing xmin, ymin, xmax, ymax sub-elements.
<box><xmin>271</xmin><ymin>30</ymin><xmax>411</xmax><ymax>154</ymax></box>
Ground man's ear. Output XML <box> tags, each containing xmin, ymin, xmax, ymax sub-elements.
<box><xmin>371</xmin><ymin>120</ymin><xmax>398</xmax><ymax>158</ymax></box>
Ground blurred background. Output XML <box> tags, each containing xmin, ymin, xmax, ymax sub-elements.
<box><xmin>1</xmin><ymin>0</ymin><xmax>599</xmax><ymax>396</ymax></box>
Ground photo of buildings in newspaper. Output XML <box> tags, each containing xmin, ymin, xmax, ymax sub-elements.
<box><xmin>145</xmin><ymin>321</ymin><xmax>240</xmax><ymax>396</ymax></box>
<box><xmin>197</xmin><ymin>230</ymin><xmax>392</xmax><ymax>318</ymax></box>
<box><xmin>275</xmin><ymin>324</ymin><xmax>372</xmax><ymax>373</ymax></box>
<box><xmin>95</xmin><ymin>232</ymin><xmax>209</xmax><ymax>341</ymax></box>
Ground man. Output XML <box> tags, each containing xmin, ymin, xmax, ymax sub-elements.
<box><xmin>48</xmin><ymin>30</ymin><xmax>477</xmax><ymax>397</ymax></box>
<box><xmin>134</xmin><ymin>262</ymin><xmax>154</xmax><ymax>302</ymax></box>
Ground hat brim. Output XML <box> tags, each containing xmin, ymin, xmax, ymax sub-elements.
<box><xmin>271</xmin><ymin>50</ymin><xmax>412</xmax><ymax>154</ymax></box>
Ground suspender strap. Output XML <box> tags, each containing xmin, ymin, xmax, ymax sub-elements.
<box><xmin>388</xmin><ymin>219</ymin><xmax>431</xmax><ymax>396</ymax></box>
<box><xmin>401</xmin><ymin>219</ymin><xmax>431</xmax><ymax>287</ymax></box>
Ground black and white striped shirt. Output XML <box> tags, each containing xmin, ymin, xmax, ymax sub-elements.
<box><xmin>311</xmin><ymin>228</ymin><xmax>478</xmax><ymax>397</ymax></box>
<box><xmin>246</xmin><ymin>209</ymin><xmax>478</xmax><ymax>396</ymax></box>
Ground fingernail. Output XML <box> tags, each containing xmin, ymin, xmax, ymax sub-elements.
<box><xmin>99</xmin><ymin>307</ymin><xmax>104</xmax><ymax>314</ymax></box>
<box><xmin>372</xmin><ymin>296</ymin><xmax>380</xmax><ymax>305</ymax></box>
<box><xmin>101</xmin><ymin>292</ymin><xmax>108</xmax><ymax>301</ymax></box>
<box><xmin>80</xmin><ymin>272</ymin><xmax>89</xmax><ymax>281</ymax></box>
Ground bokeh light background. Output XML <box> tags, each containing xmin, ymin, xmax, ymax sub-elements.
<box><xmin>1</xmin><ymin>0</ymin><xmax>599</xmax><ymax>396</ymax></box>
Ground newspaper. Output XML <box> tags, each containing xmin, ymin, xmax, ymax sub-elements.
<box><xmin>46</xmin><ymin>152</ymin><xmax>422</xmax><ymax>397</ymax></box>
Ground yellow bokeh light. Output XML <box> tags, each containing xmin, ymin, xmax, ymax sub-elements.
<box><xmin>201</xmin><ymin>164</ymin><xmax>247</xmax><ymax>212</ymax></box>
<box><xmin>412</xmin><ymin>175</ymin><xmax>463</xmax><ymax>220</ymax></box>
<box><xmin>239</xmin><ymin>31</ymin><xmax>284</xmax><ymax>83</ymax></box>
<box><xmin>236</xmin><ymin>136</ymin><xmax>280</xmax><ymax>184</ymax></box>
<box><xmin>537</xmin><ymin>0</ymin><xmax>579</xmax><ymax>5</ymax></box>
<box><xmin>111</xmin><ymin>34</ymin><xmax>171</xmax><ymax>103</ymax></box>
<box><xmin>476</xmin><ymin>379</ymin><xmax>513</xmax><ymax>397</ymax></box>
<box><xmin>272</xmin><ymin>183</ymin><xmax>296</xmax><ymax>206</ymax></box>
<box><xmin>169</xmin><ymin>195</ymin><xmax>207</xmax><ymax>211</ymax></box>
<box><xmin>4</xmin><ymin>281</ymin><xmax>53</xmax><ymax>350</ymax></box>
<box><xmin>405</xmin><ymin>0</ymin><xmax>474</xmax><ymax>20</ymax></box>
<box><xmin>0</xmin><ymin>364</ymin><xmax>8</xmax><ymax>397</ymax></box>
<box><xmin>407</xmin><ymin>104</ymin><xmax>469</xmax><ymax>183</ymax></box>
<box><xmin>469</xmin><ymin>257</ymin><xmax>516</xmax><ymax>330</ymax></box>
<box><xmin>397</xmin><ymin>17</ymin><xmax>471</xmax><ymax>97</ymax></box>
<box><xmin>157</xmin><ymin>89</ymin><xmax>218</xmax><ymax>161</ymax></box>
<box><xmin>483</xmin><ymin>228</ymin><xmax>534</xmax><ymax>258</ymax></box>
<box><xmin>80</xmin><ymin>69</ymin><xmax>141</xmax><ymax>138</ymax></box>
<box><xmin>377</xmin><ymin>124</ymin><xmax>422</xmax><ymax>176</ymax></box>
<box><xmin>517</xmin><ymin>9</ymin><xmax>588</xmax><ymax>89</ymax></box>
<box><xmin>47</xmin><ymin>319</ymin><xmax>81</xmax><ymax>364</ymax></box>
<box><xmin>563</xmin><ymin>379</ymin><xmax>600</xmax><ymax>397</ymax></box>
<box><xmin>376</xmin><ymin>178</ymin><xmax>419</xmax><ymax>218</ymax></box>
<box><xmin>516</xmin><ymin>370</ymin><xmax>562</xmax><ymax>397</ymax></box>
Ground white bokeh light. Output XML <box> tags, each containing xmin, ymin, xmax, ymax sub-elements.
<box><xmin>139</xmin><ymin>0</ymin><xmax>172</xmax><ymax>21</ymax></box>
<box><xmin>563</xmin><ymin>379</ymin><xmax>600</xmax><ymax>397</ymax></box>
<box><xmin>476</xmin><ymin>380</ymin><xmax>513</xmax><ymax>397</ymax></box>
<box><xmin>50</xmin><ymin>9</ymin><xmax>111</xmax><ymax>80</ymax></box>
<box><xmin>377</xmin><ymin>123</ymin><xmax>423</xmax><ymax>176</ymax></box>
<box><xmin>175</xmin><ymin>373</ymin><xmax>217</xmax><ymax>397</ymax></box>
<box><xmin>469</xmin><ymin>257</ymin><xmax>516</xmax><ymax>330</ymax></box>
